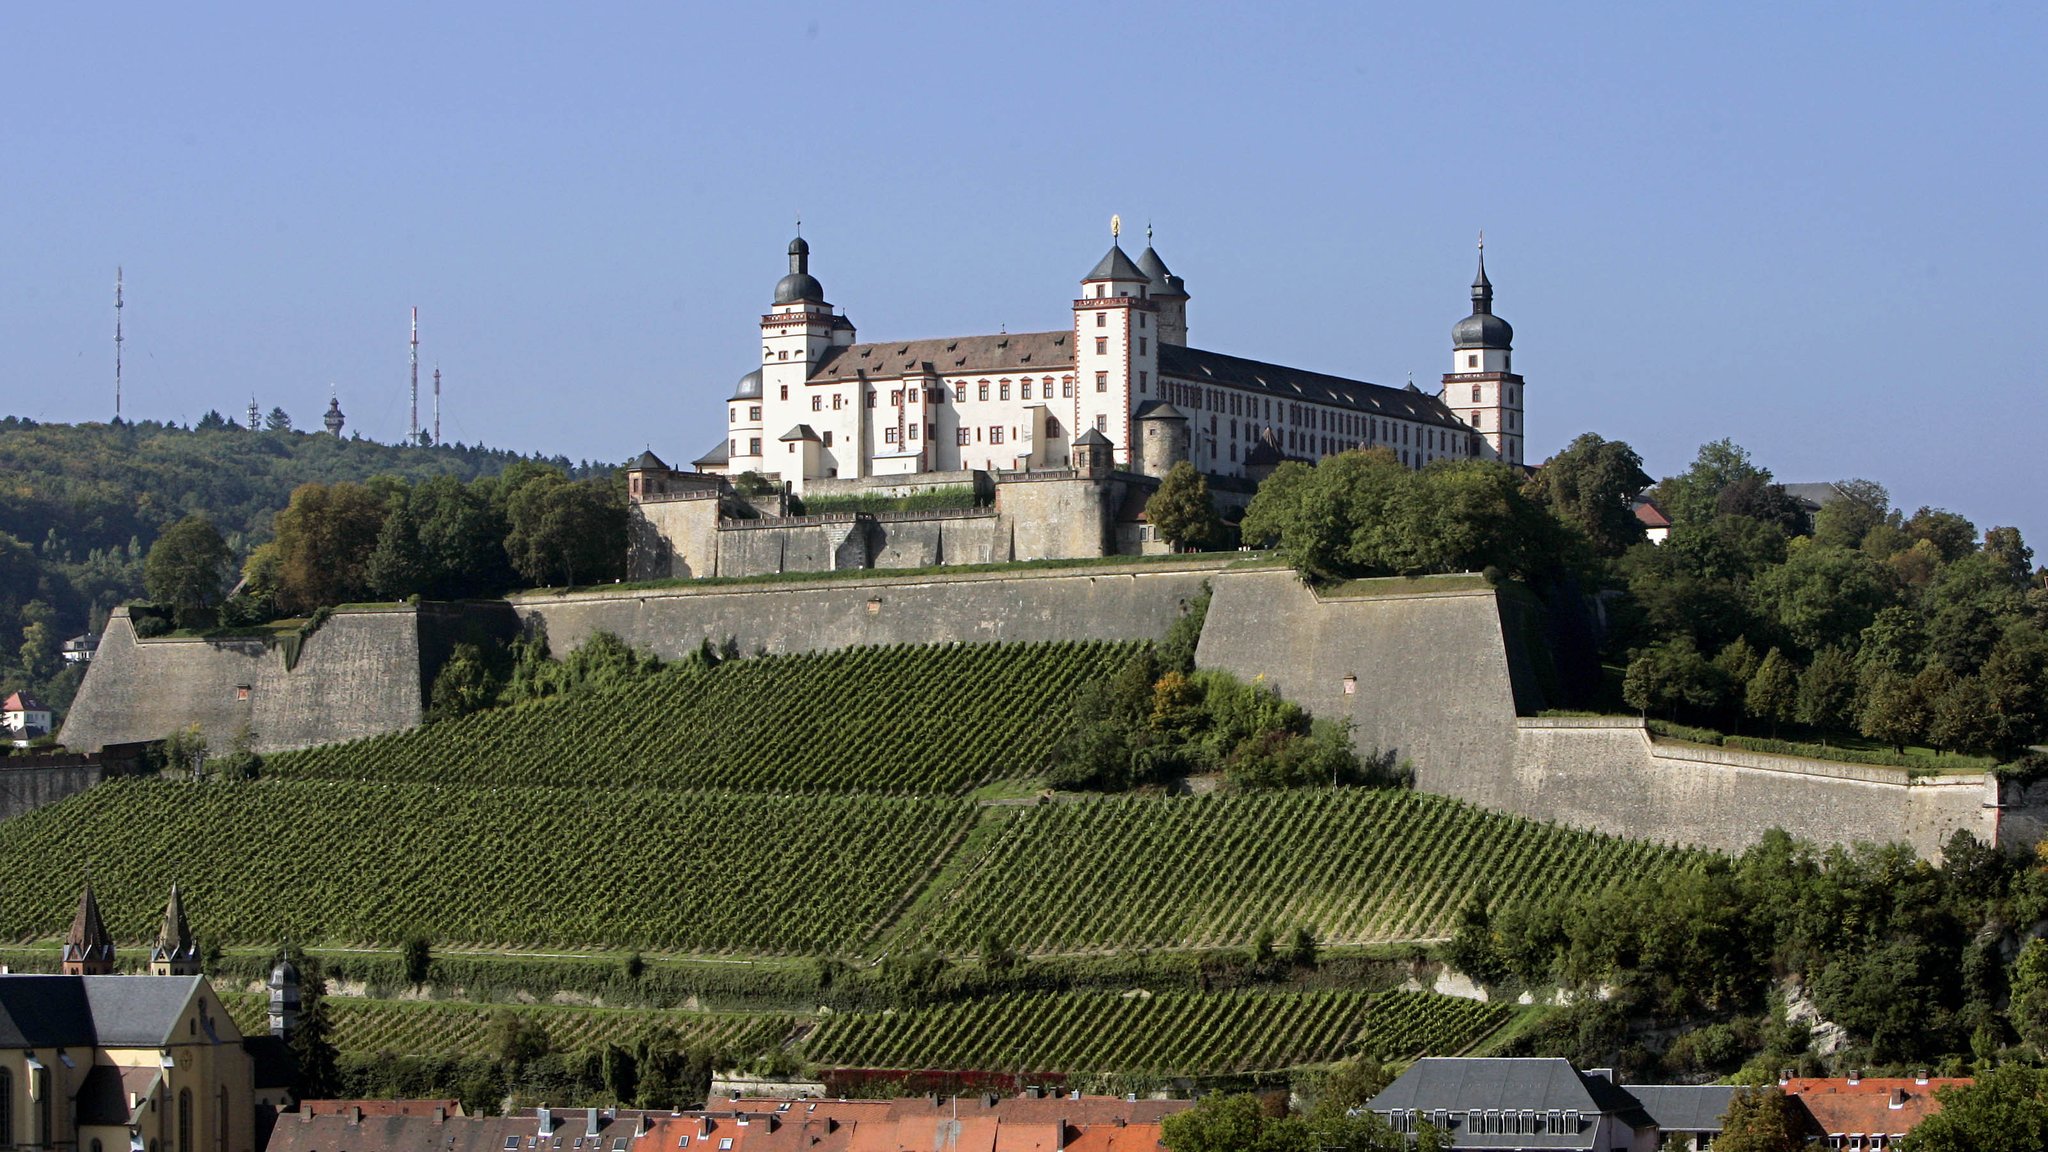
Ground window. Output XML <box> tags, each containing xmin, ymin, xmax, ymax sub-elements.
<box><xmin>1509</xmin><ymin>411</ymin><xmax>1517</xmax><ymax>430</ymax></box>
<box><xmin>1139</xmin><ymin>371</ymin><xmax>1148</xmax><ymax>392</ymax></box>
<box><xmin>957</xmin><ymin>429</ymin><xmax>971</xmax><ymax>446</ymax></box>
<box><xmin>779</xmin><ymin>385</ymin><xmax>788</xmax><ymax>400</ymax></box>
<box><xmin>719</xmin><ymin>1141</ymin><xmax>733</xmax><ymax>1151</ymax></box>
<box><xmin>1096</xmin><ymin>372</ymin><xmax>1108</xmax><ymax>392</ymax></box>
<box><xmin>729</xmin><ymin>407</ymin><xmax>736</xmax><ymax>423</ymax></box>
<box><xmin>1062</xmin><ymin>377</ymin><xmax>1074</xmax><ymax>398</ymax></box>
<box><xmin>832</xmin><ymin>394</ymin><xmax>843</xmax><ymax>410</ymax></box>
<box><xmin>1021</xmin><ymin>381</ymin><xmax>1032</xmax><ymax>400</ymax></box>
<box><xmin>884</xmin><ymin>428</ymin><xmax>899</xmax><ymax>443</ymax></box>
<box><xmin>1096</xmin><ymin>312</ymin><xmax>1106</xmax><ymax>328</ymax></box>
<box><xmin>180</xmin><ymin>1088</ymin><xmax>193</xmax><ymax>1152</ymax></box>
<box><xmin>1095</xmin><ymin>337</ymin><xmax>1108</xmax><ymax>354</ymax></box>
<box><xmin>1000</xmin><ymin>381</ymin><xmax>1011</xmax><ymax>400</ymax></box>
<box><xmin>779</xmin><ymin>350</ymin><xmax>789</xmax><ymax>360</ymax></box>
<box><xmin>748</xmin><ymin>405</ymin><xmax>762</xmax><ymax>421</ymax></box>
<box><xmin>979</xmin><ymin>381</ymin><xmax>991</xmax><ymax>400</ymax></box>
<box><xmin>812</xmin><ymin>395</ymin><xmax>822</xmax><ymax>411</ymax></box>
<box><xmin>890</xmin><ymin>390</ymin><xmax>902</xmax><ymax>405</ymax></box>
<box><xmin>866</xmin><ymin>391</ymin><xmax>876</xmax><ymax>408</ymax></box>
<box><xmin>1471</xmin><ymin>384</ymin><xmax>1482</xmax><ymax>403</ymax></box>
<box><xmin>822</xmin><ymin>431</ymin><xmax>833</xmax><ymax>447</ymax></box>
<box><xmin>1507</xmin><ymin>386</ymin><xmax>1516</xmax><ymax>404</ymax></box>
<box><xmin>1467</xmin><ymin>354</ymin><xmax>1477</xmax><ymax>368</ymax></box>
<box><xmin>1095</xmin><ymin>414</ymin><xmax>1107</xmax><ymax>432</ymax></box>
<box><xmin>748</xmin><ymin>437</ymin><xmax>761</xmax><ymax>455</ymax></box>
<box><xmin>1095</xmin><ymin>284</ymin><xmax>1104</xmax><ymax>298</ymax></box>
<box><xmin>217</xmin><ymin>1089</ymin><xmax>229</xmax><ymax>1152</ymax></box>
<box><xmin>1139</xmin><ymin>313</ymin><xmax>1147</xmax><ymax>329</ymax></box>
<box><xmin>0</xmin><ymin>1068</ymin><xmax>9</xmax><ymax>1146</ymax></box>
<box><xmin>1138</xmin><ymin>338</ymin><xmax>1148</xmax><ymax>355</ymax></box>
<box><xmin>990</xmin><ymin>427</ymin><xmax>1005</xmax><ymax>444</ymax></box>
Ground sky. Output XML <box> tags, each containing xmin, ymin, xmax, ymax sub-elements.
<box><xmin>3</xmin><ymin>3</ymin><xmax>2043</xmax><ymax>547</ymax></box>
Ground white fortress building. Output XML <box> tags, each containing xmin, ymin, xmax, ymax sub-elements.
<box><xmin>625</xmin><ymin>223</ymin><xmax>1526</xmax><ymax>580</ymax></box>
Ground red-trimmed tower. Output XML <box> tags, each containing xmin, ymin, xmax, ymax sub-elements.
<box><xmin>1443</xmin><ymin>240</ymin><xmax>1524</xmax><ymax>465</ymax></box>
<box><xmin>1073</xmin><ymin>219</ymin><xmax>1160</xmax><ymax>470</ymax></box>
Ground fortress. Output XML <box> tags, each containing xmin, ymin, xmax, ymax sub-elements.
<box><xmin>624</xmin><ymin>224</ymin><xmax>1525</xmax><ymax>580</ymax></box>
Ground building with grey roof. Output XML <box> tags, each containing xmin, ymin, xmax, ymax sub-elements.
<box><xmin>1367</xmin><ymin>1058</ymin><xmax>1749</xmax><ymax>1152</ymax></box>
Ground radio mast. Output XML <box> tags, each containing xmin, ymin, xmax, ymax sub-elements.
<box><xmin>114</xmin><ymin>268</ymin><xmax>125</xmax><ymax>420</ymax></box>
<box><xmin>409</xmin><ymin>307</ymin><xmax>420</xmax><ymax>445</ymax></box>
<box><xmin>432</xmin><ymin>364</ymin><xmax>441</xmax><ymax>447</ymax></box>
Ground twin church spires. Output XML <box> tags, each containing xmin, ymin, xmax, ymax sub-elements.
<box><xmin>59</xmin><ymin>881</ymin><xmax>201</xmax><ymax>977</ymax></box>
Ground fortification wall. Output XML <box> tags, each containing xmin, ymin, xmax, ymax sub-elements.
<box><xmin>59</xmin><ymin>607</ymin><xmax>442</xmax><ymax>755</ymax></box>
<box><xmin>0</xmin><ymin>763</ymin><xmax>111</xmax><ymax>821</ymax></box>
<box><xmin>996</xmin><ymin>475</ymin><xmax>1118</xmax><ymax>562</ymax></box>
<box><xmin>869</xmin><ymin>513</ymin><xmax>1004</xmax><ymax>569</ymax></box>
<box><xmin>630</xmin><ymin>496</ymin><xmax>722</xmax><ymax>580</ymax></box>
<box><xmin>509</xmin><ymin>557</ymin><xmax>1233</xmax><ymax>660</ymax></box>
<box><xmin>1196</xmin><ymin>570</ymin><xmax>2006</xmax><ymax>859</ymax></box>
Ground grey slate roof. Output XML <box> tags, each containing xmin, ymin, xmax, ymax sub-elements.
<box><xmin>809</xmin><ymin>331</ymin><xmax>1074</xmax><ymax>383</ymax></box>
<box><xmin>690</xmin><ymin>442</ymin><xmax>730</xmax><ymax>468</ymax></box>
<box><xmin>1072</xmin><ymin>427</ymin><xmax>1113</xmax><ymax>447</ymax></box>
<box><xmin>1367</xmin><ymin>1058</ymin><xmax>1654</xmax><ymax>1150</ymax></box>
<box><xmin>1780</xmin><ymin>482</ymin><xmax>1846</xmax><ymax>508</ymax></box>
<box><xmin>777</xmin><ymin>425</ymin><xmax>821</xmax><ymax>443</ymax></box>
<box><xmin>1132</xmin><ymin>400</ymin><xmax>1186</xmax><ymax>422</ymax></box>
<box><xmin>1621</xmin><ymin>1085</ymin><xmax>1736</xmax><ymax>1134</ymax></box>
<box><xmin>629</xmin><ymin>450</ymin><xmax>670</xmax><ymax>471</ymax></box>
<box><xmin>1084</xmin><ymin>243</ymin><xmax>1150</xmax><ymax>282</ymax></box>
<box><xmin>0</xmin><ymin>974</ymin><xmax>203</xmax><ymax>1047</ymax></box>
<box><xmin>1159</xmin><ymin>344</ymin><xmax>1469</xmax><ymax>430</ymax></box>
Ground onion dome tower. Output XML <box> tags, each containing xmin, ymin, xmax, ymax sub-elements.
<box><xmin>269</xmin><ymin>954</ymin><xmax>302</xmax><ymax>1038</ymax></box>
<box><xmin>1444</xmin><ymin>235</ymin><xmax>1526</xmax><ymax>465</ymax></box>
<box><xmin>323</xmin><ymin>393</ymin><xmax>346</xmax><ymax>437</ymax></box>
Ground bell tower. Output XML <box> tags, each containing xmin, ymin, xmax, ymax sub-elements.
<box><xmin>62</xmin><ymin>881</ymin><xmax>116</xmax><ymax>975</ymax></box>
<box><xmin>1443</xmin><ymin>236</ymin><xmax>1524</xmax><ymax>465</ymax></box>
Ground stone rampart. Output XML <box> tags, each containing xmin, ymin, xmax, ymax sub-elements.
<box><xmin>0</xmin><ymin>748</ymin><xmax>146</xmax><ymax>822</ymax></box>
<box><xmin>1196</xmin><ymin>569</ymin><xmax>2007</xmax><ymax>859</ymax></box>
<box><xmin>509</xmin><ymin>556</ymin><xmax>1235</xmax><ymax>660</ymax></box>
<box><xmin>57</xmin><ymin>605</ymin><xmax>508</xmax><ymax>756</ymax></box>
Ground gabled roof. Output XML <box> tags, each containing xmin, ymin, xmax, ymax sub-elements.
<box><xmin>1367</xmin><ymin>1058</ymin><xmax>1654</xmax><ymax>1148</ymax></box>
<box><xmin>1084</xmin><ymin>244</ymin><xmax>1150</xmax><ymax>282</ymax></box>
<box><xmin>1632</xmin><ymin>501</ymin><xmax>1671</xmax><ymax>529</ymax></box>
<box><xmin>1159</xmin><ymin>345</ymin><xmax>1467</xmax><ymax>430</ymax></box>
<box><xmin>1780</xmin><ymin>482</ymin><xmax>1846</xmax><ymax>509</ymax></box>
<box><xmin>0</xmin><ymin>974</ymin><xmax>207</xmax><ymax>1047</ymax></box>
<box><xmin>809</xmin><ymin>332</ymin><xmax>1073</xmax><ymax>383</ymax></box>
<box><xmin>1072</xmin><ymin>427</ymin><xmax>1113</xmax><ymax>447</ymax></box>
<box><xmin>777</xmin><ymin>425</ymin><xmax>821</xmax><ymax>443</ymax></box>
<box><xmin>1620</xmin><ymin>1085</ymin><xmax>1736</xmax><ymax>1133</ymax></box>
<box><xmin>691</xmin><ymin>441</ymin><xmax>731</xmax><ymax>468</ymax></box>
<box><xmin>1781</xmin><ymin>1079</ymin><xmax>1969</xmax><ymax>1139</ymax></box>
<box><xmin>3</xmin><ymin>691</ymin><xmax>46</xmax><ymax>712</ymax></box>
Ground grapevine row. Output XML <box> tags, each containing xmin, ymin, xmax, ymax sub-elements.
<box><xmin>220</xmin><ymin>993</ymin><xmax>796</xmax><ymax>1058</ymax></box>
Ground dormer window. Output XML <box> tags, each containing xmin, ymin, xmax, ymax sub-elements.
<box><xmin>1467</xmin><ymin>354</ymin><xmax>1478</xmax><ymax>368</ymax></box>
<box><xmin>1095</xmin><ymin>285</ymin><xmax>1105</xmax><ymax>299</ymax></box>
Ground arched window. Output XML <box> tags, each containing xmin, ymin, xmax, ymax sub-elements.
<box><xmin>180</xmin><ymin>1088</ymin><xmax>193</xmax><ymax>1152</ymax></box>
<box><xmin>93</xmin><ymin>1139</ymin><xmax>105</xmax><ymax>1152</ymax></box>
<box><xmin>217</xmin><ymin>1088</ymin><xmax>230</xmax><ymax>1152</ymax></box>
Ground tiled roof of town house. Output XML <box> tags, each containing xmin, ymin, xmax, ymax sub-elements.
<box><xmin>1059</xmin><ymin>1123</ymin><xmax>1166</xmax><ymax>1152</ymax></box>
<box><xmin>3</xmin><ymin>691</ymin><xmax>46</xmax><ymax>712</ymax></box>
<box><xmin>1158</xmin><ymin>345</ymin><xmax>1468</xmax><ymax>430</ymax></box>
<box><xmin>1780</xmin><ymin>1078</ymin><xmax>1968</xmax><ymax>1139</ymax></box>
<box><xmin>1632</xmin><ymin>501</ymin><xmax>1671</xmax><ymax>529</ymax></box>
<box><xmin>267</xmin><ymin>1106</ymin><xmax>648</xmax><ymax>1152</ymax></box>
<box><xmin>809</xmin><ymin>332</ymin><xmax>1075</xmax><ymax>384</ymax></box>
<box><xmin>304</xmin><ymin>1100</ymin><xmax>467</xmax><ymax>1119</ymax></box>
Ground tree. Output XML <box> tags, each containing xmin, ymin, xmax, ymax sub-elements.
<box><xmin>1858</xmin><ymin>670</ymin><xmax>1926</xmax><ymax>753</ymax></box>
<box><xmin>278</xmin><ymin>945</ymin><xmax>340</xmax><ymax>1099</ymax></box>
<box><xmin>1656</xmin><ymin>439</ymin><xmax>1768</xmax><ymax>529</ymax></box>
<box><xmin>1148</xmin><ymin>461</ymin><xmax>1222</xmax><ymax>551</ymax></box>
<box><xmin>1813</xmin><ymin>479</ymin><xmax>1892</xmax><ymax>549</ymax></box>
<box><xmin>364</xmin><ymin>498</ymin><xmax>427</xmax><ymax>600</ymax></box>
<box><xmin>159</xmin><ymin>723</ymin><xmax>208</xmax><ymax>777</ymax></box>
<box><xmin>1900</xmin><ymin>1066</ymin><xmax>2048</xmax><ymax>1152</ymax></box>
<box><xmin>1623</xmin><ymin>637</ymin><xmax>1725</xmax><ymax>719</ymax></box>
<box><xmin>503</xmin><ymin>471</ymin><xmax>627</xmax><ymax>588</ymax></box>
<box><xmin>1795</xmin><ymin>646</ymin><xmax>1857</xmax><ymax>732</ymax></box>
<box><xmin>1714</xmin><ymin>1087</ymin><xmax>1806</xmax><ymax>1152</ymax></box>
<box><xmin>1928</xmin><ymin>675</ymin><xmax>1995</xmax><ymax>755</ymax></box>
<box><xmin>265</xmin><ymin>407</ymin><xmax>293</xmax><ymax>433</ymax></box>
<box><xmin>402</xmin><ymin>934</ymin><xmax>432</xmax><ymax>986</ymax></box>
<box><xmin>492</xmin><ymin>1011</ymin><xmax>552</xmax><ymax>1065</ymax></box>
<box><xmin>427</xmin><ymin>643</ymin><xmax>500</xmax><ymax>722</ymax></box>
<box><xmin>1525</xmin><ymin>432</ymin><xmax>1651</xmax><ymax>557</ymax></box>
<box><xmin>1749</xmin><ymin>542</ymin><xmax>1896</xmax><ymax>654</ymax></box>
<box><xmin>1746</xmin><ymin>648</ymin><xmax>1798</xmax><ymax>736</ymax></box>
<box><xmin>1985</xmin><ymin>526</ymin><xmax>2035</xmax><ymax>587</ymax></box>
<box><xmin>272</xmin><ymin>482</ymin><xmax>388</xmax><ymax>612</ymax></box>
<box><xmin>144</xmin><ymin>515</ymin><xmax>233</xmax><ymax>628</ymax></box>
<box><xmin>1905</xmin><ymin>507</ymin><xmax>1978</xmax><ymax>565</ymax></box>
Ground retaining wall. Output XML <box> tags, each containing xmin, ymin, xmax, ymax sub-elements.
<box><xmin>509</xmin><ymin>556</ymin><xmax>1236</xmax><ymax>660</ymax></box>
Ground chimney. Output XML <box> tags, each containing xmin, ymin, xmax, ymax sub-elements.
<box><xmin>983</xmin><ymin>1093</ymin><xmax>998</xmax><ymax>1109</ymax></box>
<box><xmin>434</xmin><ymin>1107</ymin><xmax>447</xmax><ymax>1125</ymax></box>
<box><xmin>350</xmin><ymin>1108</ymin><xmax>363</xmax><ymax>1126</ymax></box>
<box><xmin>1026</xmin><ymin>1087</ymin><xmax>1043</xmax><ymax>1100</ymax></box>
<box><xmin>586</xmin><ymin>1109</ymin><xmax>601</xmax><ymax>1139</ymax></box>
<box><xmin>1915</xmin><ymin>1071</ymin><xmax>1930</xmax><ymax>1085</ymax></box>
<box><xmin>538</xmin><ymin>1106</ymin><xmax>553</xmax><ymax>1138</ymax></box>
<box><xmin>1889</xmin><ymin>1089</ymin><xmax>1907</xmax><ymax>1110</ymax></box>
<box><xmin>1779</xmin><ymin>1068</ymin><xmax>1794</xmax><ymax>1086</ymax></box>
<box><xmin>1848</xmin><ymin>1070</ymin><xmax>1861</xmax><ymax>1086</ymax></box>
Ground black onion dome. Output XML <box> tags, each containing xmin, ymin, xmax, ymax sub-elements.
<box><xmin>774</xmin><ymin>234</ymin><xmax>825</xmax><ymax>304</ymax></box>
<box><xmin>731</xmin><ymin>368</ymin><xmax>763</xmax><ymax>400</ymax></box>
<box><xmin>1453</xmin><ymin>312</ymin><xmax>1514</xmax><ymax>350</ymax></box>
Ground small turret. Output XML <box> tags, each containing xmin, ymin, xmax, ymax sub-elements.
<box><xmin>1072</xmin><ymin>427</ymin><xmax>1115</xmax><ymax>478</ymax></box>
<box><xmin>149</xmin><ymin>884</ymin><xmax>201</xmax><ymax>977</ymax></box>
<box><xmin>62</xmin><ymin>881</ymin><xmax>116</xmax><ymax>975</ymax></box>
<box><xmin>1133</xmin><ymin>401</ymin><xmax>1189</xmax><ymax>479</ymax></box>
<box><xmin>323</xmin><ymin>394</ymin><xmax>346</xmax><ymax>437</ymax></box>
<box><xmin>269</xmin><ymin>954</ymin><xmax>302</xmax><ymax>1039</ymax></box>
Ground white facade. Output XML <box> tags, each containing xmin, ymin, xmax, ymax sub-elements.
<box><xmin>704</xmin><ymin>229</ymin><xmax>1523</xmax><ymax>493</ymax></box>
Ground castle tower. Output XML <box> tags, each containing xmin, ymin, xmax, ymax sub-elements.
<box><xmin>1074</xmin><ymin>218</ymin><xmax>1160</xmax><ymax>470</ymax></box>
<box><xmin>61</xmin><ymin>881</ymin><xmax>116</xmax><ymax>975</ymax></box>
<box><xmin>269</xmin><ymin>955</ymin><xmax>302</xmax><ymax>1038</ymax></box>
<box><xmin>1444</xmin><ymin>239</ymin><xmax>1524</xmax><ymax>465</ymax></box>
<box><xmin>1071</xmin><ymin>427</ymin><xmax>1115</xmax><ymax>478</ymax></box>
<box><xmin>1134</xmin><ymin>401</ymin><xmax>1189</xmax><ymax>479</ymax></box>
<box><xmin>149</xmin><ymin>884</ymin><xmax>202</xmax><ymax>976</ymax></box>
<box><xmin>759</xmin><ymin>234</ymin><xmax>856</xmax><ymax>493</ymax></box>
<box><xmin>726</xmin><ymin>369</ymin><xmax>766</xmax><ymax>476</ymax></box>
<box><xmin>323</xmin><ymin>394</ymin><xmax>346</xmax><ymax>437</ymax></box>
<box><xmin>1135</xmin><ymin>229</ymin><xmax>1189</xmax><ymax>346</ymax></box>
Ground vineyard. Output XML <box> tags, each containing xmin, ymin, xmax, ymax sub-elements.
<box><xmin>0</xmin><ymin>778</ymin><xmax>973</xmax><ymax>952</ymax></box>
<box><xmin>898</xmin><ymin>790</ymin><xmax>1692</xmax><ymax>952</ymax></box>
<box><xmin>801</xmin><ymin>989</ymin><xmax>1511</xmax><ymax>1074</ymax></box>
<box><xmin>218</xmin><ymin>993</ymin><xmax>798</xmax><ymax>1059</ymax></box>
<box><xmin>267</xmin><ymin>640</ymin><xmax>1144</xmax><ymax>795</ymax></box>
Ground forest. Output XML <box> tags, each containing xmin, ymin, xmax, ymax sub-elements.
<box><xmin>0</xmin><ymin>415</ymin><xmax>617</xmax><ymax>722</ymax></box>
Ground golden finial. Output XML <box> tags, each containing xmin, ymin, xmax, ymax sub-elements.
<box><xmin>1111</xmin><ymin>214</ymin><xmax>1121</xmax><ymax>240</ymax></box>
<box><xmin>1478</xmin><ymin>229</ymin><xmax>1485</xmax><ymax>252</ymax></box>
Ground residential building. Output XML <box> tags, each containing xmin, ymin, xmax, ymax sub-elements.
<box><xmin>1780</xmin><ymin>1075</ymin><xmax>1968</xmax><ymax>1151</ymax></box>
<box><xmin>4</xmin><ymin>692</ymin><xmax>53</xmax><ymax>747</ymax></box>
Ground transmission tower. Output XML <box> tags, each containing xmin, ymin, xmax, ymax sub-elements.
<box><xmin>409</xmin><ymin>307</ymin><xmax>420</xmax><ymax>446</ymax></box>
<box><xmin>114</xmin><ymin>268</ymin><xmax>125</xmax><ymax>420</ymax></box>
<box><xmin>432</xmin><ymin>364</ymin><xmax>441</xmax><ymax>447</ymax></box>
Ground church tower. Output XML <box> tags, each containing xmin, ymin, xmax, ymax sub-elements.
<box><xmin>149</xmin><ymin>884</ymin><xmax>202</xmax><ymax>976</ymax></box>
<box><xmin>759</xmin><ymin>234</ymin><xmax>855</xmax><ymax>492</ymax></box>
<box><xmin>268</xmin><ymin>955</ymin><xmax>301</xmax><ymax>1038</ymax></box>
<box><xmin>61</xmin><ymin>881</ymin><xmax>116</xmax><ymax>975</ymax></box>
<box><xmin>1444</xmin><ymin>239</ymin><xmax>1524</xmax><ymax>465</ymax></box>
<box><xmin>1074</xmin><ymin>218</ymin><xmax>1160</xmax><ymax>469</ymax></box>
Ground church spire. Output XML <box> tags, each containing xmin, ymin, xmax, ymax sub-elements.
<box><xmin>150</xmin><ymin>884</ymin><xmax>201</xmax><ymax>976</ymax></box>
<box><xmin>1471</xmin><ymin>231</ymin><xmax>1493</xmax><ymax>314</ymax></box>
<box><xmin>62</xmin><ymin>880</ymin><xmax>116</xmax><ymax>975</ymax></box>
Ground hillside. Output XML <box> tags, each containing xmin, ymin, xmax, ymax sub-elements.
<box><xmin>0</xmin><ymin>636</ymin><xmax>1696</xmax><ymax>1100</ymax></box>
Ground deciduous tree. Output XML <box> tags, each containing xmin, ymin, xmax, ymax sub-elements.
<box><xmin>143</xmin><ymin>515</ymin><xmax>233</xmax><ymax>628</ymax></box>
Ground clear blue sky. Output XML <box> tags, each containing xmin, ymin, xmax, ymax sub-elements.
<box><xmin>4</xmin><ymin>4</ymin><xmax>2042</xmax><ymax>547</ymax></box>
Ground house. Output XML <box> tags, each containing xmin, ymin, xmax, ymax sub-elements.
<box><xmin>64</xmin><ymin>633</ymin><xmax>101</xmax><ymax>664</ymax></box>
<box><xmin>1619</xmin><ymin>1085</ymin><xmax>1736</xmax><ymax>1152</ymax></box>
<box><xmin>1631</xmin><ymin>499</ymin><xmax>1671</xmax><ymax>545</ymax></box>
<box><xmin>3</xmin><ymin>691</ymin><xmax>53</xmax><ymax>747</ymax></box>
<box><xmin>1780</xmin><ymin>1075</ymin><xmax>1968</xmax><ymax>1151</ymax></box>
<box><xmin>1365</xmin><ymin>1057</ymin><xmax>1660</xmax><ymax>1151</ymax></box>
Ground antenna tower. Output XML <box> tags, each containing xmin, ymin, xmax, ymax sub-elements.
<box><xmin>114</xmin><ymin>268</ymin><xmax>125</xmax><ymax>420</ymax></box>
<box><xmin>432</xmin><ymin>365</ymin><xmax>441</xmax><ymax>447</ymax></box>
<box><xmin>409</xmin><ymin>308</ymin><xmax>420</xmax><ymax>446</ymax></box>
